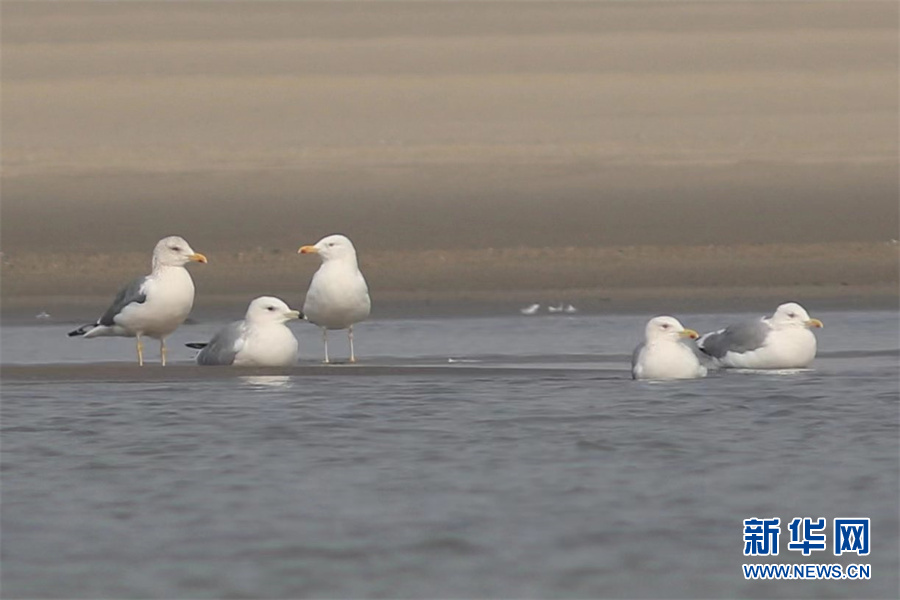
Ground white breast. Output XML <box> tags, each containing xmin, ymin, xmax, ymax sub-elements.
<box><xmin>303</xmin><ymin>264</ymin><xmax>371</xmax><ymax>330</ymax></box>
<box><xmin>636</xmin><ymin>341</ymin><xmax>707</xmax><ymax>380</ymax></box>
<box><xmin>116</xmin><ymin>267</ymin><xmax>195</xmax><ymax>338</ymax></box>
<box><xmin>234</xmin><ymin>325</ymin><xmax>299</xmax><ymax>367</ymax></box>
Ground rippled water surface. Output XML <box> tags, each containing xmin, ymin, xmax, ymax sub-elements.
<box><xmin>2</xmin><ymin>311</ymin><xmax>898</xmax><ymax>598</ymax></box>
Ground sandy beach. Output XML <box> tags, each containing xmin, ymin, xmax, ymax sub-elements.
<box><xmin>2</xmin><ymin>1</ymin><xmax>897</xmax><ymax>319</ymax></box>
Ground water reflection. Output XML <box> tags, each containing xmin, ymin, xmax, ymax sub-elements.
<box><xmin>238</xmin><ymin>375</ymin><xmax>292</xmax><ymax>388</ymax></box>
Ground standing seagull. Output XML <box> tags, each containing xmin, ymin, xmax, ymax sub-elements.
<box><xmin>68</xmin><ymin>235</ymin><xmax>207</xmax><ymax>366</ymax></box>
<box><xmin>298</xmin><ymin>234</ymin><xmax>371</xmax><ymax>363</ymax></box>
<box><xmin>188</xmin><ymin>296</ymin><xmax>301</xmax><ymax>366</ymax></box>
<box><xmin>697</xmin><ymin>302</ymin><xmax>823</xmax><ymax>369</ymax></box>
<box><xmin>632</xmin><ymin>316</ymin><xmax>708</xmax><ymax>380</ymax></box>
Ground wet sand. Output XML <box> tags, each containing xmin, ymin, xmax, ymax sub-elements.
<box><xmin>2</xmin><ymin>242</ymin><xmax>898</xmax><ymax>321</ymax></box>
<box><xmin>0</xmin><ymin>363</ymin><xmax>620</xmax><ymax>384</ymax></box>
<box><xmin>2</xmin><ymin>1</ymin><xmax>898</xmax><ymax>318</ymax></box>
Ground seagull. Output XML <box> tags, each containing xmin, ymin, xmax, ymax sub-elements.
<box><xmin>632</xmin><ymin>316</ymin><xmax>708</xmax><ymax>380</ymax></box>
<box><xmin>548</xmin><ymin>303</ymin><xmax>565</xmax><ymax>313</ymax></box>
<box><xmin>563</xmin><ymin>304</ymin><xmax>578</xmax><ymax>314</ymax></box>
<box><xmin>697</xmin><ymin>302</ymin><xmax>823</xmax><ymax>369</ymax></box>
<box><xmin>68</xmin><ymin>235</ymin><xmax>207</xmax><ymax>366</ymax></box>
<box><xmin>520</xmin><ymin>303</ymin><xmax>541</xmax><ymax>315</ymax></box>
<box><xmin>298</xmin><ymin>234</ymin><xmax>371</xmax><ymax>363</ymax></box>
<box><xmin>187</xmin><ymin>296</ymin><xmax>301</xmax><ymax>366</ymax></box>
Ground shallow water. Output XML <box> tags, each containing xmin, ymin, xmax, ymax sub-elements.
<box><xmin>2</xmin><ymin>311</ymin><xmax>898</xmax><ymax>598</ymax></box>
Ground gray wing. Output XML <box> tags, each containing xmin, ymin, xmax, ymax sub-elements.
<box><xmin>98</xmin><ymin>276</ymin><xmax>149</xmax><ymax>326</ymax></box>
<box><xmin>698</xmin><ymin>319</ymin><xmax>769</xmax><ymax>358</ymax></box>
<box><xmin>631</xmin><ymin>342</ymin><xmax>646</xmax><ymax>378</ymax></box>
<box><xmin>195</xmin><ymin>321</ymin><xmax>246</xmax><ymax>366</ymax></box>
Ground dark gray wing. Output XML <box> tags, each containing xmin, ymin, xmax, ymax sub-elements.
<box><xmin>195</xmin><ymin>321</ymin><xmax>246</xmax><ymax>366</ymax></box>
<box><xmin>631</xmin><ymin>342</ymin><xmax>646</xmax><ymax>378</ymax></box>
<box><xmin>698</xmin><ymin>319</ymin><xmax>769</xmax><ymax>358</ymax></box>
<box><xmin>98</xmin><ymin>276</ymin><xmax>149</xmax><ymax>326</ymax></box>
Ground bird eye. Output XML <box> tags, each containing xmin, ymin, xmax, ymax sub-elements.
<box><xmin>267</xmin><ymin>306</ymin><xmax>275</xmax><ymax>311</ymax></box>
<box><xmin>661</xmin><ymin>323</ymin><xmax>670</xmax><ymax>329</ymax></box>
<box><xmin>171</xmin><ymin>246</ymin><xmax>181</xmax><ymax>252</ymax></box>
<box><xmin>788</xmin><ymin>312</ymin><xmax>796</xmax><ymax>318</ymax></box>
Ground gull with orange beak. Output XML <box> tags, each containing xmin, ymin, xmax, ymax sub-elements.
<box><xmin>68</xmin><ymin>235</ymin><xmax>207</xmax><ymax>366</ymax></box>
<box><xmin>697</xmin><ymin>302</ymin><xmax>824</xmax><ymax>369</ymax></box>
<box><xmin>298</xmin><ymin>234</ymin><xmax>370</xmax><ymax>363</ymax></box>
<box><xmin>632</xmin><ymin>316</ymin><xmax>709</xmax><ymax>380</ymax></box>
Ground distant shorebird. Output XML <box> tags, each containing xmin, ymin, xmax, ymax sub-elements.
<box><xmin>67</xmin><ymin>236</ymin><xmax>207</xmax><ymax>366</ymax></box>
<box><xmin>299</xmin><ymin>234</ymin><xmax>371</xmax><ymax>363</ymax></box>
<box><xmin>520</xmin><ymin>303</ymin><xmax>541</xmax><ymax>315</ymax></box>
<box><xmin>544</xmin><ymin>303</ymin><xmax>578</xmax><ymax>314</ymax></box>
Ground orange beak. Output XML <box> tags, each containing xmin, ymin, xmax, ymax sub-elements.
<box><xmin>680</xmin><ymin>329</ymin><xmax>700</xmax><ymax>340</ymax></box>
<box><xmin>298</xmin><ymin>245</ymin><xmax>318</xmax><ymax>254</ymax></box>
<box><xmin>189</xmin><ymin>253</ymin><xmax>208</xmax><ymax>264</ymax></box>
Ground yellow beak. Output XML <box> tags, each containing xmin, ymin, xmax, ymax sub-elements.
<box><xmin>805</xmin><ymin>318</ymin><xmax>824</xmax><ymax>329</ymax></box>
<box><xmin>189</xmin><ymin>253</ymin><xmax>208</xmax><ymax>264</ymax></box>
<box><xmin>298</xmin><ymin>245</ymin><xmax>318</xmax><ymax>254</ymax></box>
<box><xmin>287</xmin><ymin>310</ymin><xmax>301</xmax><ymax>320</ymax></box>
<box><xmin>680</xmin><ymin>328</ymin><xmax>700</xmax><ymax>340</ymax></box>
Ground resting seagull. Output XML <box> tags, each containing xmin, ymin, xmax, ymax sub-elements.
<box><xmin>632</xmin><ymin>316</ymin><xmax>708</xmax><ymax>380</ymax></box>
<box><xmin>68</xmin><ymin>235</ymin><xmax>207</xmax><ymax>366</ymax></box>
<box><xmin>697</xmin><ymin>302</ymin><xmax>823</xmax><ymax>369</ymax></box>
<box><xmin>298</xmin><ymin>234</ymin><xmax>371</xmax><ymax>363</ymax></box>
<box><xmin>187</xmin><ymin>296</ymin><xmax>301</xmax><ymax>366</ymax></box>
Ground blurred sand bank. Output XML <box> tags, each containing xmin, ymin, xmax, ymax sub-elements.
<box><xmin>2</xmin><ymin>1</ymin><xmax>897</xmax><ymax>317</ymax></box>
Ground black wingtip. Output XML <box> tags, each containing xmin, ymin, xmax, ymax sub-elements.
<box><xmin>68</xmin><ymin>325</ymin><xmax>91</xmax><ymax>337</ymax></box>
<box><xmin>185</xmin><ymin>342</ymin><xmax>208</xmax><ymax>349</ymax></box>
